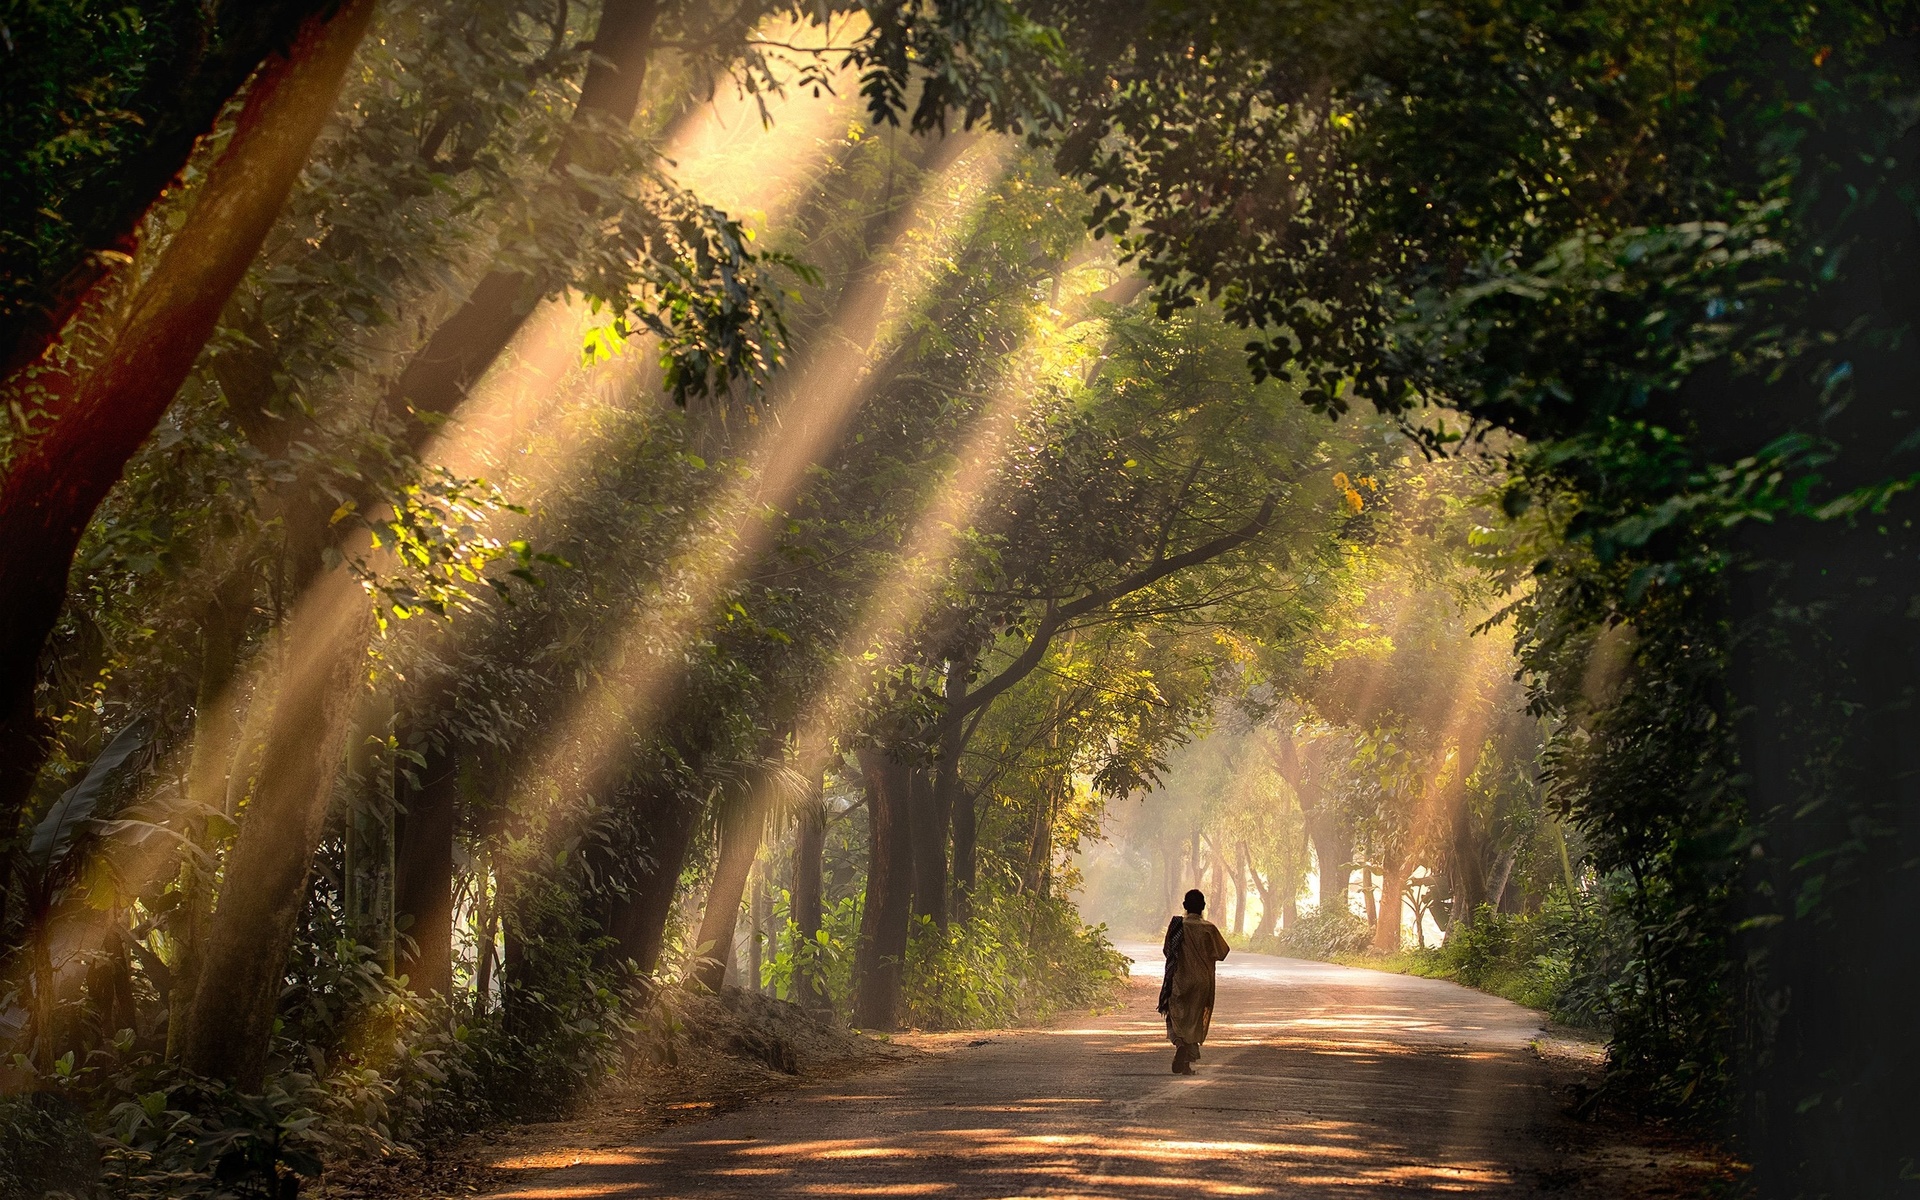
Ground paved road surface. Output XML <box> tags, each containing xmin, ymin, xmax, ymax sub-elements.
<box><xmin>481</xmin><ymin>946</ymin><xmax>1701</xmax><ymax>1198</ymax></box>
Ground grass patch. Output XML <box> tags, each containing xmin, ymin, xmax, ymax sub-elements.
<box><xmin>1332</xmin><ymin>945</ymin><xmax>1568</xmax><ymax>1014</ymax></box>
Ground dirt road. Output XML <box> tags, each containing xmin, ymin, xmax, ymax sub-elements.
<box><xmin>476</xmin><ymin>947</ymin><xmax>1721</xmax><ymax>1198</ymax></box>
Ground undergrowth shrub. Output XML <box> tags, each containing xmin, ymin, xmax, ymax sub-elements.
<box><xmin>1240</xmin><ymin>896</ymin><xmax>1614</xmax><ymax>1033</ymax></box>
<box><xmin>0</xmin><ymin>1090</ymin><xmax>97</xmax><ymax>1199</ymax></box>
<box><xmin>761</xmin><ymin>892</ymin><xmax>860</xmax><ymax>1016</ymax></box>
<box><xmin>0</xmin><ymin>903</ymin><xmax>626</xmax><ymax>1200</ymax></box>
<box><xmin>898</xmin><ymin>886</ymin><xmax>1128</xmax><ymax>1030</ymax></box>
<box><xmin>1248</xmin><ymin>906</ymin><xmax>1371</xmax><ymax>959</ymax></box>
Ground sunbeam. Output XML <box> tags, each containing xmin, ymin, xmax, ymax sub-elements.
<box><xmin>506</xmin><ymin>134</ymin><xmax>1013</xmax><ymax>816</ymax></box>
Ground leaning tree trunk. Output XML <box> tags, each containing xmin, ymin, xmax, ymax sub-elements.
<box><xmin>688</xmin><ymin>785</ymin><xmax>770</xmax><ymax>994</ymax></box>
<box><xmin>0</xmin><ymin>2</ymin><xmax>342</xmax><ymax>376</ymax></box>
<box><xmin>608</xmin><ymin>793</ymin><xmax>703</xmax><ymax>979</ymax></box>
<box><xmin>177</xmin><ymin>586</ymin><xmax>372</xmax><ymax>1088</ymax></box>
<box><xmin>852</xmin><ymin>748</ymin><xmax>913</xmax><ymax>1030</ymax></box>
<box><xmin>0</xmin><ymin>0</ymin><xmax>375</xmax><ymax>843</ymax></box>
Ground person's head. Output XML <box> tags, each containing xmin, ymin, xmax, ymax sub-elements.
<box><xmin>1183</xmin><ymin>889</ymin><xmax>1206</xmax><ymax>915</ymax></box>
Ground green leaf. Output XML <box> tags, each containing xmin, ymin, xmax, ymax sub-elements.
<box><xmin>26</xmin><ymin>716</ymin><xmax>150</xmax><ymax>882</ymax></box>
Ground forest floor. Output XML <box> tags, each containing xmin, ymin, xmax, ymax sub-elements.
<box><xmin>323</xmin><ymin>950</ymin><xmax>1745</xmax><ymax>1199</ymax></box>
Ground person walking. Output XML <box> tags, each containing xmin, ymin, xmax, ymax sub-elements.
<box><xmin>1158</xmin><ymin>888</ymin><xmax>1231</xmax><ymax>1074</ymax></box>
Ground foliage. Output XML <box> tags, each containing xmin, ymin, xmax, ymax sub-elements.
<box><xmin>762</xmin><ymin>892</ymin><xmax>861</xmax><ymax>1015</ymax></box>
<box><xmin>0</xmin><ymin>1090</ymin><xmax>98</xmax><ymax>1200</ymax></box>
<box><xmin>1252</xmin><ymin>908</ymin><xmax>1369</xmax><ymax>961</ymax></box>
<box><xmin>899</xmin><ymin>886</ymin><xmax>1127</xmax><ymax>1030</ymax></box>
<box><xmin>1338</xmin><ymin>897</ymin><xmax>1605</xmax><ymax>1027</ymax></box>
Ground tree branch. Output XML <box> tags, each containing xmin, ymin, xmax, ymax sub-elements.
<box><xmin>930</xmin><ymin>494</ymin><xmax>1279</xmax><ymax>739</ymax></box>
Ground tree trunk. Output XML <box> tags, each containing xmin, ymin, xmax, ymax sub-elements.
<box><xmin>0</xmin><ymin>0</ymin><xmax>375</xmax><ymax>839</ymax></box>
<box><xmin>949</xmin><ymin>784</ymin><xmax>978</xmax><ymax>923</ymax></box>
<box><xmin>166</xmin><ymin>571</ymin><xmax>253</xmax><ymax>1057</ymax></box>
<box><xmin>1248</xmin><ymin>862</ymin><xmax>1275</xmax><ymax>939</ymax></box>
<box><xmin>1268</xmin><ymin>730</ymin><xmax>1351</xmax><ymax>911</ymax></box>
<box><xmin>934</xmin><ymin>655</ymin><xmax>976</xmax><ymax>921</ymax></box>
<box><xmin>177</xmin><ymin>584</ymin><xmax>371</xmax><ymax>1088</ymax></box>
<box><xmin>342</xmin><ymin>693</ymin><xmax>396</xmax><ymax>973</ymax></box>
<box><xmin>852</xmin><ymin>748</ymin><xmax>912</xmax><ymax>1030</ymax></box>
<box><xmin>1</xmin><ymin>3</ymin><xmax>342</xmax><ymax>375</ymax></box>
<box><xmin>395</xmin><ymin>739</ymin><xmax>460</xmax><ymax>998</ymax></box>
<box><xmin>1372</xmin><ymin>858</ymin><xmax>1409</xmax><ymax>952</ymax></box>
<box><xmin>1442</xmin><ymin>737</ymin><xmax>1489</xmax><ymax>931</ymax></box>
<box><xmin>790</xmin><ymin>786</ymin><xmax>827</xmax><ymax>1011</ymax></box>
<box><xmin>607</xmin><ymin>793</ymin><xmax>702</xmax><ymax>979</ymax></box>
<box><xmin>1284</xmin><ymin>830</ymin><xmax>1303</xmax><ymax>928</ymax></box>
<box><xmin>1162</xmin><ymin>838</ymin><xmax>1179</xmax><ymax>914</ymax></box>
<box><xmin>1487</xmin><ymin>841</ymin><xmax>1521</xmax><ymax>915</ymax></box>
<box><xmin>1232</xmin><ymin>844</ymin><xmax>1249</xmax><ymax>936</ymax></box>
<box><xmin>1361</xmin><ymin>864</ymin><xmax>1377</xmax><ymax>928</ymax></box>
<box><xmin>1023</xmin><ymin>785</ymin><xmax>1055</xmax><ymax>898</ymax></box>
<box><xmin>689</xmin><ymin>786</ymin><xmax>769</xmax><ymax>994</ymax></box>
<box><xmin>906</xmin><ymin>765</ymin><xmax>946</xmax><ymax>926</ymax></box>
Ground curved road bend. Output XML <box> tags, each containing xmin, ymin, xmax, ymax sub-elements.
<box><xmin>480</xmin><ymin>946</ymin><xmax>1701</xmax><ymax>1198</ymax></box>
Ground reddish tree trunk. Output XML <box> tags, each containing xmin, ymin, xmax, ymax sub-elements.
<box><xmin>2</xmin><ymin>2</ymin><xmax>341</xmax><ymax>377</ymax></box>
<box><xmin>0</xmin><ymin>0</ymin><xmax>375</xmax><ymax>847</ymax></box>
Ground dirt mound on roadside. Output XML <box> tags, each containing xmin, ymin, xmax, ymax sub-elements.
<box><xmin>640</xmin><ymin>985</ymin><xmax>895</xmax><ymax>1079</ymax></box>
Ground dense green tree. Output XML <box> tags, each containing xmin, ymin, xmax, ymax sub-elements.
<box><xmin>1026</xmin><ymin>1</ymin><xmax>1920</xmax><ymax>1187</ymax></box>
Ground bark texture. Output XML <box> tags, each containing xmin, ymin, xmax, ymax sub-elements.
<box><xmin>790</xmin><ymin>787</ymin><xmax>827</xmax><ymax>1012</ymax></box>
<box><xmin>395</xmin><ymin>741</ymin><xmax>460</xmax><ymax>997</ymax></box>
<box><xmin>906</xmin><ymin>766</ymin><xmax>946</xmax><ymax>925</ymax></box>
<box><xmin>852</xmin><ymin>748</ymin><xmax>913</xmax><ymax>1029</ymax></box>
<box><xmin>2</xmin><ymin>1</ymin><xmax>339</xmax><ymax>375</ymax></box>
<box><xmin>607</xmin><ymin>792</ymin><xmax>702</xmax><ymax>977</ymax></box>
<box><xmin>688</xmin><ymin>786</ymin><xmax>769</xmax><ymax>994</ymax></box>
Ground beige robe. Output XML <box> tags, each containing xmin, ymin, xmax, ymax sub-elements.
<box><xmin>1165</xmin><ymin>914</ymin><xmax>1231</xmax><ymax>1046</ymax></box>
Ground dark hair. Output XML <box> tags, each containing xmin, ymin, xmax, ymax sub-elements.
<box><xmin>1183</xmin><ymin>889</ymin><xmax>1206</xmax><ymax>914</ymax></box>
